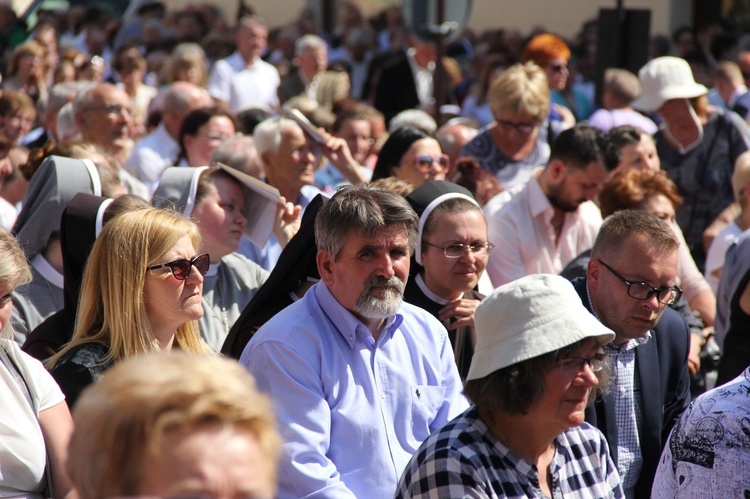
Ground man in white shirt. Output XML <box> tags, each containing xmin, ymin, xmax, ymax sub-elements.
<box><xmin>208</xmin><ymin>16</ymin><xmax>280</xmax><ymax>113</ymax></box>
<box><xmin>124</xmin><ymin>82</ymin><xmax>211</xmax><ymax>196</ymax></box>
<box><xmin>486</xmin><ymin>125</ymin><xmax>613</xmax><ymax>287</ymax></box>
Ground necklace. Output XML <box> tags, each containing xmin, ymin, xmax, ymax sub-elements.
<box><xmin>214</xmin><ymin>281</ymin><xmax>230</xmax><ymax>335</ymax></box>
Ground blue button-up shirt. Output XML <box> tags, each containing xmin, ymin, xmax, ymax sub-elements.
<box><xmin>241</xmin><ymin>282</ymin><xmax>468</xmax><ymax>498</ymax></box>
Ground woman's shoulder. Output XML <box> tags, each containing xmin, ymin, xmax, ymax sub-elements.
<box><xmin>54</xmin><ymin>342</ymin><xmax>111</xmax><ymax>372</ymax></box>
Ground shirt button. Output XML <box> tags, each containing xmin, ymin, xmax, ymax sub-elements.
<box><xmin>381</xmin><ymin>394</ymin><xmax>385</xmax><ymax>400</ymax></box>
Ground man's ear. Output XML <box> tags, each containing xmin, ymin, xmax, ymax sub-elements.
<box><xmin>316</xmin><ymin>249</ymin><xmax>334</xmax><ymax>286</ymax></box>
<box><xmin>547</xmin><ymin>159</ymin><xmax>567</xmax><ymax>183</ymax></box>
<box><xmin>587</xmin><ymin>256</ymin><xmax>602</xmax><ymax>289</ymax></box>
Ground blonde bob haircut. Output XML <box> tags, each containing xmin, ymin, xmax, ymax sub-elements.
<box><xmin>67</xmin><ymin>352</ymin><xmax>281</xmax><ymax>499</ymax></box>
<box><xmin>0</xmin><ymin>228</ymin><xmax>32</xmax><ymax>340</ymax></box>
<box><xmin>47</xmin><ymin>208</ymin><xmax>210</xmax><ymax>369</ymax></box>
<box><xmin>488</xmin><ymin>62</ymin><xmax>550</xmax><ymax>122</ymax></box>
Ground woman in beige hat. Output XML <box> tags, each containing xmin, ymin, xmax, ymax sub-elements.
<box><xmin>395</xmin><ymin>274</ymin><xmax>623</xmax><ymax>498</ymax></box>
<box><xmin>632</xmin><ymin>56</ymin><xmax>750</xmax><ymax>271</ymax></box>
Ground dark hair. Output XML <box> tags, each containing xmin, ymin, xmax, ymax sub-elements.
<box><xmin>463</xmin><ymin>338</ymin><xmax>610</xmax><ymax>414</ymax></box>
<box><xmin>178</xmin><ymin>107</ymin><xmax>236</xmax><ymax>162</ymax></box>
<box><xmin>194</xmin><ymin>167</ymin><xmax>242</xmax><ymax>206</ymax></box>
<box><xmin>372</xmin><ymin>126</ymin><xmax>435</xmax><ymax>181</ymax></box>
<box><xmin>315</xmin><ymin>184</ymin><xmax>418</xmax><ymax>260</ymax></box>
<box><xmin>332</xmin><ymin>109</ymin><xmax>370</xmax><ymax>134</ymax></box>
<box><xmin>235</xmin><ymin>107</ymin><xmax>270</xmax><ymax>135</ymax></box>
<box><xmin>549</xmin><ymin>124</ymin><xmax>617</xmax><ymax>172</ymax></box>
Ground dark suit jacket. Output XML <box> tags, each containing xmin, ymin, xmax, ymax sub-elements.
<box><xmin>572</xmin><ymin>277</ymin><xmax>691</xmax><ymax>499</ymax></box>
<box><xmin>373</xmin><ymin>50</ymin><xmax>420</xmax><ymax>124</ymax></box>
<box><xmin>277</xmin><ymin>70</ymin><xmax>306</xmax><ymax>106</ymax></box>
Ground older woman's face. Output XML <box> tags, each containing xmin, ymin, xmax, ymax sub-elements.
<box><xmin>493</xmin><ymin>109</ymin><xmax>542</xmax><ymax>143</ymax></box>
<box><xmin>421</xmin><ymin>210</ymin><xmax>488</xmax><ymax>300</ymax></box>
<box><xmin>143</xmin><ymin>234</ymin><xmax>205</xmax><ymax>339</ymax></box>
<box><xmin>641</xmin><ymin>194</ymin><xmax>676</xmax><ymax>227</ymax></box>
<box><xmin>392</xmin><ymin>138</ymin><xmax>446</xmax><ymax>188</ymax></box>
<box><xmin>529</xmin><ymin>338</ymin><xmax>600</xmax><ymax>432</ymax></box>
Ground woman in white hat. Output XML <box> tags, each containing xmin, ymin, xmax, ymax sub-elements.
<box><xmin>396</xmin><ymin>274</ymin><xmax>623</xmax><ymax>498</ymax></box>
<box><xmin>632</xmin><ymin>56</ymin><xmax>750</xmax><ymax>271</ymax></box>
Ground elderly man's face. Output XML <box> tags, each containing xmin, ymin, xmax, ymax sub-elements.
<box><xmin>318</xmin><ymin>226</ymin><xmax>410</xmax><ymax>324</ymax></box>
<box><xmin>587</xmin><ymin>235</ymin><xmax>678</xmax><ymax>346</ymax></box>
<box><xmin>76</xmin><ymin>86</ymin><xmax>133</xmax><ymax>153</ymax></box>
<box><xmin>264</xmin><ymin>125</ymin><xmax>315</xmax><ymax>196</ymax></box>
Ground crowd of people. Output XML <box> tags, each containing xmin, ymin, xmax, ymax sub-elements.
<box><xmin>3</xmin><ymin>0</ymin><xmax>750</xmax><ymax>497</ymax></box>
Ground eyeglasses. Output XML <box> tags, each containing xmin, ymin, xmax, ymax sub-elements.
<box><xmin>198</xmin><ymin>132</ymin><xmax>233</xmax><ymax>142</ymax></box>
<box><xmin>414</xmin><ymin>154</ymin><xmax>449</xmax><ymax>173</ymax></box>
<box><xmin>558</xmin><ymin>353</ymin><xmax>606</xmax><ymax>374</ymax></box>
<box><xmin>547</xmin><ymin>63</ymin><xmax>568</xmax><ymax>73</ymax></box>
<box><xmin>496</xmin><ymin>119</ymin><xmax>539</xmax><ymax>134</ymax></box>
<box><xmin>423</xmin><ymin>241</ymin><xmax>494</xmax><ymax>258</ymax></box>
<box><xmin>146</xmin><ymin>253</ymin><xmax>210</xmax><ymax>280</ymax></box>
<box><xmin>598</xmin><ymin>259</ymin><xmax>683</xmax><ymax>305</ymax></box>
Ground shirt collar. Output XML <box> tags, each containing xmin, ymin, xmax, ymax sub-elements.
<box><xmin>729</xmin><ymin>85</ymin><xmax>749</xmax><ymax>108</ymax></box>
<box><xmin>527</xmin><ymin>174</ymin><xmax>554</xmax><ymax>218</ymax></box>
<box><xmin>312</xmin><ymin>281</ymin><xmax>403</xmax><ymax>349</ymax></box>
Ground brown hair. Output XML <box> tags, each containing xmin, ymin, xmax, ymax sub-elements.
<box><xmin>598</xmin><ymin>168</ymin><xmax>683</xmax><ymax>219</ymax></box>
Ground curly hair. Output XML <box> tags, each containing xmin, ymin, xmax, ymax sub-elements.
<box><xmin>599</xmin><ymin>168</ymin><xmax>683</xmax><ymax>219</ymax></box>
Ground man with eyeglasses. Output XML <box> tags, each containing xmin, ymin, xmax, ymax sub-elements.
<box><xmin>572</xmin><ymin>210</ymin><xmax>692</xmax><ymax>499</ymax></box>
<box><xmin>72</xmin><ymin>83</ymin><xmax>148</xmax><ymax>199</ymax></box>
<box><xmin>485</xmin><ymin>124</ymin><xmax>614</xmax><ymax>287</ymax></box>
<box><xmin>124</xmin><ymin>82</ymin><xmax>212</xmax><ymax>197</ymax></box>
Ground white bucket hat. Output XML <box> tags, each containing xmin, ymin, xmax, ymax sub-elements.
<box><xmin>631</xmin><ymin>56</ymin><xmax>708</xmax><ymax>112</ymax></box>
<box><xmin>466</xmin><ymin>274</ymin><xmax>615</xmax><ymax>381</ymax></box>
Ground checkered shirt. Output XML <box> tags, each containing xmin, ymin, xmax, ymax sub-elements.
<box><xmin>395</xmin><ymin>407</ymin><xmax>624</xmax><ymax>498</ymax></box>
<box><xmin>604</xmin><ymin>335</ymin><xmax>650</xmax><ymax>499</ymax></box>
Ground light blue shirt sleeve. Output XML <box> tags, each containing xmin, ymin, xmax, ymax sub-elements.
<box><xmin>241</xmin><ymin>282</ymin><xmax>467</xmax><ymax>499</ymax></box>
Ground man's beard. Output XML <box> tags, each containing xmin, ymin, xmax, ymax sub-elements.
<box><xmin>547</xmin><ymin>186</ymin><xmax>581</xmax><ymax>213</ymax></box>
<box><xmin>354</xmin><ymin>275</ymin><xmax>405</xmax><ymax>319</ymax></box>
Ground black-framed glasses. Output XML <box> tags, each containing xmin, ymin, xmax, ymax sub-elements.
<box><xmin>598</xmin><ymin>259</ymin><xmax>683</xmax><ymax>305</ymax></box>
<box><xmin>423</xmin><ymin>241</ymin><xmax>494</xmax><ymax>258</ymax></box>
<box><xmin>146</xmin><ymin>253</ymin><xmax>210</xmax><ymax>280</ymax></box>
<box><xmin>414</xmin><ymin>154</ymin><xmax>449</xmax><ymax>173</ymax></box>
<box><xmin>496</xmin><ymin>119</ymin><xmax>539</xmax><ymax>134</ymax></box>
<box><xmin>558</xmin><ymin>353</ymin><xmax>606</xmax><ymax>374</ymax></box>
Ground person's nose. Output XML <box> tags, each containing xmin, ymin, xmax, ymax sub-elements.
<box><xmin>458</xmin><ymin>246</ymin><xmax>477</xmax><ymax>264</ymax></box>
<box><xmin>577</xmin><ymin>361</ymin><xmax>599</xmax><ymax>387</ymax></box>
<box><xmin>375</xmin><ymin>253</ymin><xmax>396</xmax><ymax>280</ymax></box>
<box><xmin>236</xmin><ymin>208</ymin><xmax>247</xmax><ymax>228</ymax></box>
<box><xmin>186</xmin><ymin>264</ymin><xmax>205</xmax><ymax>285</ymax></box>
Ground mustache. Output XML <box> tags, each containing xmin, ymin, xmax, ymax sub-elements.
<box><xmin>363</xmin><ymin>275</ymin><xmax>405</xmax><ymax>295</ymax></box>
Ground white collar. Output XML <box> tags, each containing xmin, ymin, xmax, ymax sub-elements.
<box><xmin>31</xmin><ymin>254</ymin><xmax>64</xmax><ymax>288</ymax></box>
<box><xmin>415</xmin><ymin>273</ymin><xmax>462</xmax><ymax>305</ymax></box>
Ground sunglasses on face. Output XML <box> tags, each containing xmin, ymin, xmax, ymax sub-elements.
<box><xmin>414</xmin><ymin>154</ymin><xmax>449</xmax><ymax>173</ymax></box>
<box><xmin>146</xmin><ymin>253</ymin><xmax>210</xmax><ymax>280</ymax></box>
<box><xmin>547</xmin><ymin>63</ymin><xmax>568</xmax><ymax>73</ymax></box>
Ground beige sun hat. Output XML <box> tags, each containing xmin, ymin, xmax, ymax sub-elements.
<box><xmin>631</xmin><ymin>56</ymin><xmax>708</xmax><ymax>113</ymax></box>
<box><xmin>466</xmin><ymin>274</ymin><xmax>615</xmax><ymax>381</ymax></box>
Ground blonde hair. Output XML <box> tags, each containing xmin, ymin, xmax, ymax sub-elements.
<box><xmin>47</xmin><ymin>208</ymin><xmax>210</xmax><ymax>368</ymax></box>
<box><xmin>67</xmin><ymin>351</ymin><xmax>280</xmax><ymax>499</ymax></box>
<box><xmin>488</xmin><ymin>62</ymin><xmax>550</xmax><ymax>121</ymax></box>
<box><xmin>164</xmin><ymin>43</ymin><xmax>207</xmax><ymax>86</ymax></box>
<box><xmin>7</xmin><ymin>40</ymin><xmax>45</xmax><ymax>77</ymax></box>
<box><xmin>0</xmin><ymin>228</ymin><xmax>31</xmax><ymax>340</ymax></box>
<box><xmin>604</xmin><ymin>68</ymin><xmax>642</xmax><ymax>105</ymax></box>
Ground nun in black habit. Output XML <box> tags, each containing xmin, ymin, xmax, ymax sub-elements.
<box><xmin>404</xmin><ymin>181</ymin><xmax>492</xmax><ymax>380</ymax></box>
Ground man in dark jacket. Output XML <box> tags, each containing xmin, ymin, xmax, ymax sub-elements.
<box><xmin>572</xmin><ymin>210</ymin><xmax>691</xmax><ymax>499</ymax></box>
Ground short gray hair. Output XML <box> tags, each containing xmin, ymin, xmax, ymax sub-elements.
<box><xmin>212</xmin><ymin>135</ymin><xmax>263</xmax><ymax>179</ymax></box>
<box><xmin>253</xmin><ymin>116</ymin><xmax>301</xmax><ymax>159</ymax></box>
<box><xmin>315</xmin><ymin>184</ymin><xmax>419</xmax><ymax>260</ymax></box>
<box><xmin>388</xmin><ymin>109</ymin><xmax>437</xmax><ymax>134</ymax></box>
<box><xmin>295</xmin><ymin>34</ymin><xmax>327</xmax><ymax>58</ymax></box>
<box><xmin>48</xmin><ymin>80</ymin><xmax>96</xmax><ymax>117</ymax></box>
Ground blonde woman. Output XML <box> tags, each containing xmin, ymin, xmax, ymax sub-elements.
<box><xmin>461</xmin><ymin>62</ymin><xmax>559</xmax><ymax>191</ymax></box>
<box><xmin>0</xmin><ymin>228</ymin><xmax>72</xmax><ymax>498</ymax></box>
<box><xmin>47</xmin><ymin>208</ymin><xmax>211</xmax><ymax>408</ymax></box>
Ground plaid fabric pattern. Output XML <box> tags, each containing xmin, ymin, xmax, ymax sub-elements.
<box><xmin>395</xmin><ymin>407</ymin><xmax>624</xmax><ymax>498</ymax></box>
<box><xmin>605</xmin><ymin>336</ymin><xmax>649</xmax><ymax>498</ymax></box>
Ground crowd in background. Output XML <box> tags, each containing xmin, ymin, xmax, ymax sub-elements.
<box><xmin>3</xmin><ymin>0</ymin><xmax>750</xmax><ymax>497</ymax></box>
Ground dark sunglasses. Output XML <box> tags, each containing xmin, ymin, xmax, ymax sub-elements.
<box><xmin>146</xmin><ymin>253</ymin><xmax>210</xmax><ymax>280</ymax></box>
<box><xmin>547</xmin><ymin>63</ymin><xmax>568</xmax><ymax>73</ymax></box>
<box><xmin>496</xmin><ymin>119</ymin><xmax>539</xmax><ymax>134</ymax></box>
<box><xmin>414</xmin><ymin>154</ymin><xmax>449</xmax><ymax>173</ymax></box>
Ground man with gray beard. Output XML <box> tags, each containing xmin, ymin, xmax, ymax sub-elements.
<box><xmin>240</xmin><ymin>184</ymin><xmax>467</xmax><ymax>499</ymax></box>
